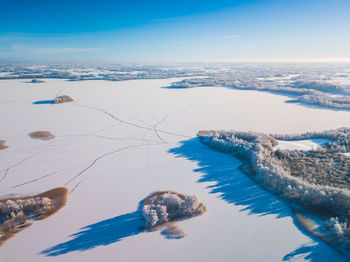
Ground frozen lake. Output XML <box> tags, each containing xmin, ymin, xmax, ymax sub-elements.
<box><xmin>1</xmin><ymin>78</ymin><xmax>350</xmax><ymax>261</ymax></box>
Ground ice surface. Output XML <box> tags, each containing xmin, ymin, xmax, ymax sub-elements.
<box><xmin>0</xmin><ymin>75</ymin><xmax>350</xmax><ymax>261</ymax></box>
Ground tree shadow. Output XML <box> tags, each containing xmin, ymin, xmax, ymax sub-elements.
<box><xmin>41</xmin><ymin>211</ymin><xmax>143</xmax><ymax>256</ymax></box>
<box><xmin>161</xmin><ymin>85</ymin><xmax>195</xmax><ymax>89</ymax></box>
<box><xmin>283</xmin><ymin>242</ymin><xmax>348</xmax><ymax>262</ymax></box>
<box><xmin>40</xmin><ymin>137</ymin><xmax>347</xmax><ymax>260</ymax></box>
<box><xmin>169</xmin><ymin>138</ymin><xmax>348</xmax><ymax>261</ymax></box>
<box><xmin>32</xmin><ymin>100</ymin><xmax>55</xmax><ymax>105</ymax></box>
<box><xmin>169</xmin><ymin>138</ymin><xmax>291</xmax><ymax>218</ymax></box>
<box><xmin>41</xmin><ymin>195</ymin><xmax>188</xmax><ymax>256</ymax></box>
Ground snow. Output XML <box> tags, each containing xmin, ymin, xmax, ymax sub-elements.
<box><xmin>142</xmin><ymin>191</ymin><xmax>206</xmax><ymax>226</ymax></box>
<box><xmin>275</xmin><ymin>138</ymin><xmax>331</xmax><ymax>151</ymax></box>
<box><xmin>0</xmin><ymin>78</ymin><xmax>350</xmax><ymax>261</ymax></box>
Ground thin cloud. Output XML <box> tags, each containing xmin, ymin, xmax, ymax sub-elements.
<box><xmin>10</xmin><ymin>44</ymin><xmax>107</xmax><ymax>54</ymax></box>
<box><xmin>223</xmin><ymin>34</ymin><xmax>240</xmax><ymax>39</ymax></box>
<box><xmin>161</xmin><ymin>34</ymin><xmax>240</xmax><ymax>46</ymax></box>
<box><xmin>32</xmin><ymin>47</ymin><xmax>108</xmax><ymax>53</ymax></box>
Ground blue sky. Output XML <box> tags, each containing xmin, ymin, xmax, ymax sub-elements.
<box><xmin>0</xmin><ymin>0</ymin><xmax>349</xmax><ymax>63</ymax></box>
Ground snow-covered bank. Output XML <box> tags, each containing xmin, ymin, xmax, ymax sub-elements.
<box><xmin>199</xmin><ymin>128</ymin><xmax>350</xmax><ymax>255</ymax></box>
<box><xmin>199</xmin><ymin>128</ymin><xmax>350</xmax><ymax>205</ymax></box>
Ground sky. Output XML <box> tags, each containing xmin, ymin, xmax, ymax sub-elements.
<box><xmin>0</xmin><ymin>0</ymin><xmax>350</xmax><ymax>63</ymax></box>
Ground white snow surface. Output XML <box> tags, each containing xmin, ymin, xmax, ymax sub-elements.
<box><xmin>0</xmin><ymin>78</ymin><xmax>350</xmax><ymax>261</ymax></box>
<box><xmin>275</xmin><ymin>138</ymin><xmax>331</xmax><ymax>151</ymax></box>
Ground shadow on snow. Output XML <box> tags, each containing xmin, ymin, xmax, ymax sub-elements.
<box><xmin>41</xmin><ymin>138</ymin><xmax>347</xmax><ymax>261</ymax></box>
<box><xmin>169</xmin><ymin>138</ymin><xmax>347</xmax><ymax>262</ymax></box>
<box><xmin>32</xmin><ymin>100</ymin><xmax>55</xmax><ymax>105</ymax></box>
<box><xmin>41</xmin><ymin>194</ymin><xmax>184</xmax><ymax>256</ymax></box>
<box><xmin>41</xmin><ymin>211</ymin><xmax>143</xmax><ymax>256</ymax></box>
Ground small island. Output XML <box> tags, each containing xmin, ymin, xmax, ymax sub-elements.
<box><xmin>0</xmin><ymin>140</ymin><xmax>8</xmax><ymax>150</ymax></box>
<box><xmin>0</xmin><ymin>187</ymin><xmax>68</xmax><ymax>245</ymax></box>
<box><xmin>29</xmin><ymin>131</ymin><xmax>55</xmax><ymax>140</ymax></box>
<box><xmin>53</xmin><ymin>95</ymin><xmax>74</xmax><ymax>104</ymax></box>
<box><xmin>142</xmin><ymin>191</ymin><xmax>206</xmax><ymax>227</ymax></box>
<box><xmin>31</xmin><ymin>79</ymin><xmax>46</xmax><ymax>83</ymax></box>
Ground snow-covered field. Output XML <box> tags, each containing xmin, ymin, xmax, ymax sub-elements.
<box><xmin>275</xmin><ymin>139</ymin><xmax>330</xmax><ymax>151</ymax></box>
<box><xmin>1</xmin><ymin>78</ymin><xmax>350</xmax><ymax>261</ymax></box>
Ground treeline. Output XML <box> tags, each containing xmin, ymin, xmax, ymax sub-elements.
<box><xmin>169</xmin><ymin>75</ymin><xmax>350</xmax><ymax>110</ymax></box>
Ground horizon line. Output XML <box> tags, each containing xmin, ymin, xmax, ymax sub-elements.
<box><xmin>1</xmin><ymin>58</ymin><xmax>350</xmax><ymax>65</ymax></box>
